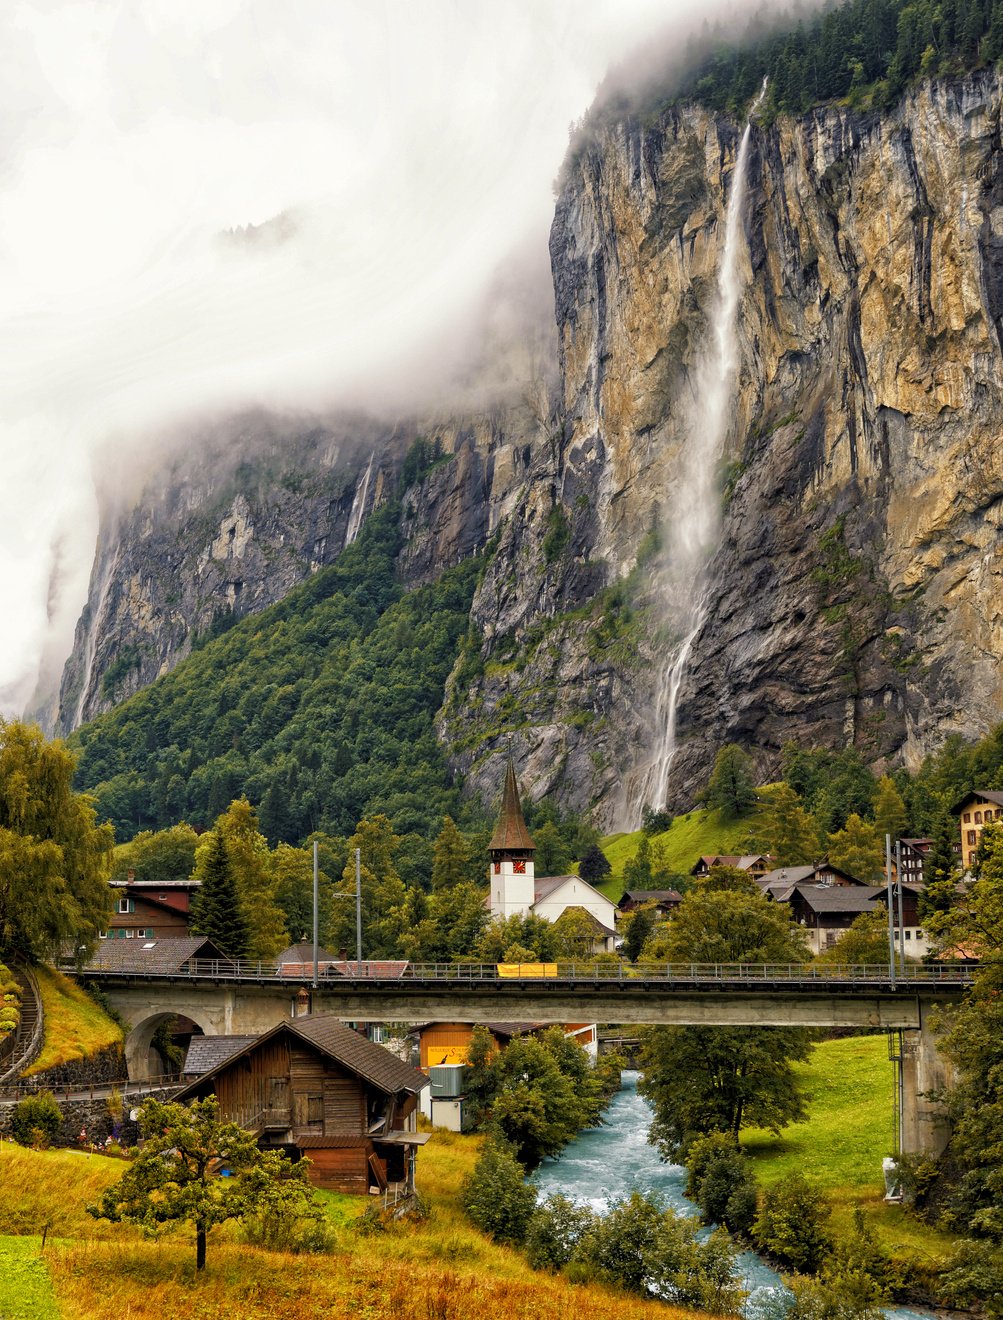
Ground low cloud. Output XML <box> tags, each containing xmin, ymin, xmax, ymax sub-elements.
<box><xmin>0</xmin><ymin>0</ymin><xmax>769</xmax><ymax>718</ymax></box>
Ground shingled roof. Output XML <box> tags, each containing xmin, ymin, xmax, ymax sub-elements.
<box><xmin>488</xmin><ymin>757</ymin><xmax>535</xmax><ymax>852</ymax></box>
<box><xmin>175</xmin><ymin>1014</ymin><xmax>428</xmax><ymax>1101</ymax></box>
<box><xmin>183</xmin><ymin>1035</ymin><xmax>258</xmax><ymax>1076</ymax></box>
<box><xmin>82</xmin><ymin>936</ymin><xmax>230</xmax><ymax>975</ymax></box>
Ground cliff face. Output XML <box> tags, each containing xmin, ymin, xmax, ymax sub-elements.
<box><xmin>61</xmin><ymin>70</ymin><xmax>1003</xmax><ymax>824</ymax></box>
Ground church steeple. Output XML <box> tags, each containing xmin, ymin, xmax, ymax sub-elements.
<box><xmin>488</xmin><ymin>757</ymin><xmax>535</xmax><ymax>920</ymax></box>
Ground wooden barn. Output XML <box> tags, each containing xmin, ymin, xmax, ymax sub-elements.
<box><xmin>174</xmin><ymin>1015</ymin><xmax>429</xmax><ymax>1194</ymax></box>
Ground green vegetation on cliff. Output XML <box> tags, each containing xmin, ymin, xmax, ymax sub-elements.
<box><xmin>629</xmin><ymin>0</ymin><xmax>1003</xmax><ymax>121</ymax></box>
<box><xmin>70</xmin><ymin>503</ymin><xmax>480</xmax><ymax>843</ymax></box>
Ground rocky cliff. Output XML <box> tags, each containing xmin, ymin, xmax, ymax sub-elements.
<box><xmin>60</xmin><ymin>70</ymin><xmax>1003</xmax><ymax>826</ymax></box>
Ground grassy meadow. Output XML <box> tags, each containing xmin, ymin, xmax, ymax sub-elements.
<box><xmin>595</xmin><ymin>807</ymin><xmax>758</xmax><ymax>899</ymax></box>
<box><xmin>741</xmin><ymin>1036</ymin><xmax>960</xmax><ymax>1276</ymax></box>
<box><xmin>26</xmin><ymin>967</ymin><xmax>122</xmax><ymax>1076</ymax></box>
<box><xmin>0</xmin><ymin>1132</ymin><xmax>704</xmax><ymax>1320</ymax></box>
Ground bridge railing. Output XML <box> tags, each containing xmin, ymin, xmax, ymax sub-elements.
<box><xmin>70</xmin><ymin>958</ymin><xmax>977</xmax><ymax>985</ymax></box>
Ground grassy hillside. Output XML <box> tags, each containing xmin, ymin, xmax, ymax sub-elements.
<box><xmin>70</xmin><ymin>500</ymin><xmax>481</xmax><ymax>844</ymax></box>
<box><xmin>26</xmin><ymin>967</ymin><xmax>123</xmax><ymax>1077</ymax></box>
<box><xmin>596</xmin><ymin>807</ymin><xmax>757</xmax><ymax>898</ymax></box>
<box><xmin>742</xmin><ymin>1036</ymin><xmax>959</xmax><ymax>1267</ymax></box>
<box><xmin>0</xmin><ymin>1134</ymin><xmax>698</xmax><ymax>1320</ymax></box>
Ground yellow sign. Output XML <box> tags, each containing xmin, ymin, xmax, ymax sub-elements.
<box><xmin>497</xmin><ymin>963</ymin><xmax>558</xmax><ymax>979</ymax></box>
<box><xmin>426</xmin><ymin>1045</ymin><xmax>470</xmax><ymax>1067</ymax></box>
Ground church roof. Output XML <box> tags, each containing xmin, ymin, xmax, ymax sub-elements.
<box><xmin>488</xmin><ymin>758</ymin><xmax>535</xmax><ymax>852</ymax></box>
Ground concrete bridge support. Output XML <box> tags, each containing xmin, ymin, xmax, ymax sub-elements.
<box><xmin>900</xmin><ymin>1000</ymin><xmax>953</xmax><ymax>1156</ymax></box>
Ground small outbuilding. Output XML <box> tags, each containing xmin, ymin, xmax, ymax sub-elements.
<box><xmin>174</xmin><ymin>1014</ymin><xmax>430</xmax><ymax>1194</ymax></box>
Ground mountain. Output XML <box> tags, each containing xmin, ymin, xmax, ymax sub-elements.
<box><xmin>64</xmin><ymin>63</ymin><xmax>1003</xmax><ymax>830</ymax></box>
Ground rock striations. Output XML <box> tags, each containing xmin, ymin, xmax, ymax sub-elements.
<box><xmin>59</xmin><ymin>71</ymin><xmax>1003</xmax><ymax>826</ymax></box>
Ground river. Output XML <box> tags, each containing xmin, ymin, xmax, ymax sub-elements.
<box><xmin>533</xmin><ymin>1071</ymin><xmax>935</xmax><ymax>1319</ymax></box>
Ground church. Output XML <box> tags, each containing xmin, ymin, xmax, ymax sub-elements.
<box><xmin>487</xmin><ymin>759</ymin><xmax>618</xmax><ymax>952</ymax></box>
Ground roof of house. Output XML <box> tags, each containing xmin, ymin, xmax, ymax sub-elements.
<box><xmin>324</xmin><ymin>960</ymin><xmax>410</xmax><ymax>979</ymax></box>
<box><xmin>691</xmin><ymin>854</ymin><xmax>741</xmax><ymax>872</ymax></box>
<box><xmin>277</xmin><ymin>942</ymin><xmax>341</xmax><ymax>966</ymax></box>
<box><xmin>183</xmin><ymin>1035</ymin><xmax>258</xmax><ymax>1075</ymax></box>
<box><xmin>532</xmin><ymin>875</ymin><xmax>614</xmax><ymax>909</ymax></box>
<box><xmin>488</xmin><ymin>758</ymin><xmax>536</xmax><ymax>853</ymax></box>
<box><xmin>83</xmin><ymin>935</ymin><xmax>229</xmax><ymax>974</ymax></box>
<box><xmin>175</xmin><ymin>1014</ymin><xmax>428</xmax><ymax>1101</ymax></box>
<box><xmin>787</xmin><ymin>884</ymin><xmax>885</xmax><ymax>914</ymax></box>
<box><xmin>618</xmin><ymin>889</ymin><xmax>683</xmax><ymax>906</ymax></box>
<box><xmin>757</xmin><ymin>863</ymin><xmax>867</xmax><ymax>889</ymax></box>
<box><xmin>953</xmin><ymin>789</ymin><xmax>1003</xmax><ymax>811</ymax></box>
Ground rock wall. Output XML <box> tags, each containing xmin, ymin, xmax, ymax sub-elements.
<box><xmin>57</xmin><ymin>70</ymin><xmax>1003</xmax><ymax>825</ymax></box>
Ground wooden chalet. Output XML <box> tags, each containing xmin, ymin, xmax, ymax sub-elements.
<box><xmin>617</xmin><ymin>889</ymin><xmax>683</xmax><ymax>916</ymax></box>
<box><xmin>690</xmin><ymin>854</ymin><xmax>774</xmax><ymax>881</ymax></box>
<box><xmin>175</xmin><ymin>1015</ymin><xmax>429</xmax><ymax>1194</ymax></box>
<box><xmin>103</xmin><ymin>872</ymin><xmax>201</xmax><ymax>940</ymax></box>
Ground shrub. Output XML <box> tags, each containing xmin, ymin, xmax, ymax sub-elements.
<box><xmin>683</xmin><ymin>1131</ymin><xmax>736</xmax><ymax>1198</ymax></box>
<box><xmin>11</xmin><ymin>1092</ymin><xmax>62</xmax><ymax>1149</ymax></box>
<box><xmin>525</xmin><ymin>1194</ymin><xmax>596</xmax><ymax>1271</ymax></box>
<box><xmin>461</xmin><ymin>1140</ymin><xmax>537</xmax><ymax>1244</ymax></box>
<box><xmin>753</xmin><ymin>1173</ymin><xmax>832</xmax><ymax>1274</ymax></box>
<box><xmin>241</xmin><ymin>1203</ymin><xmax>336</xmax><ymax>1253</ymax></box>
<box><xmin>695</xmin><ymin>1146</ymin><xmax>759</xmax><ymax>1233</ymax></box>
<box><xmin>940</xmin><ymin>1240</ymin><xmax>1003</xmax><ymax>1318</ymax></box>
<box><xmin>780</xmin><ymin>1266</ymin><xmax>887</xmax><ymax>1320</ymax></box>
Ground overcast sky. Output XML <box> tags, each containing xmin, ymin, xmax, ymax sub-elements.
<box><xmin>0</xmin><ymin>0</ymin><xmax>725</xmax><ymax>719</ymax></box>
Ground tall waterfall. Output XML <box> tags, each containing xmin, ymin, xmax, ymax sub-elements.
<box><xmin>632</xmin><ymin>88</ymin><xmax>764</xmax><ymax>822</ymax></box>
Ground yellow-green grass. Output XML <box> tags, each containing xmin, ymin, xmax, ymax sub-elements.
<box><xmin>3</xmin><ymin>1129</ymin><xmax>707</xmax><ymax>1320</ymax></box>
<box><xmin>0</xmin><ymin>1236</ymin><xmax>60</xmax><ymax>1320</ymax></box>
<box><xmin>741</xmin><ymin>1035</ymin><xmax>960</xmax><ymax>1269</ymax></box>
<box><xmin>26</xmin><ymin>966</ymin><xmax>123</xmax><ymax>1076</ymax></box>
<box><xmin>596</xmin><ymin>807</ymin><xmax>757</xmax><ymax>899</ymax></box>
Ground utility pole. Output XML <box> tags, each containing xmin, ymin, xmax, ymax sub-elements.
<box><xmin>886</xmin><ymin>833</ymin><xmax>896</xmax><ymax>987</ymax></box>
<box><xmin>895</xmin><ymin>839</ymin><xmax>906</xmax><ymax>976</ymax></box>
<box><xmin>312</xmin><ymin>839</ymin><xmax>319</xmax><ymax>990</ymax></box>
<box><xmin>355</xmin><ymin>846</ymin><xmax>363</xmax><ymax>973</ymax></box>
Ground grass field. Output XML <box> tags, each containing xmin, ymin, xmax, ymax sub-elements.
<box><xmin>741</xmin><ymin>1035</ymin><xmax>960</xmax><ymax>1271</ymax></box>
<box><xmin>0</xmin><ymin>1133</ymin><xmax>701</xmax><ymax>1320</ymax></box>
<box><xmin>0</xmin><ymin>1236</ymin><xmax>60</xmax><ymax>1320</ymax></box>
<box><xmin>25</xmin><ymin>967</ymin><xmax>123</xmax><ymax>1076</ymax></box>
<box><xmin>596</xmin><ymin>807</ymin><xmax>758</xmax><ymax>899</ymax></box>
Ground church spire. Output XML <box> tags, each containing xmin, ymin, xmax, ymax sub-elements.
<box><xmin>489</xmin><ymin>757</ymin><xmax>535</xmax><ymax>854</ymax></box>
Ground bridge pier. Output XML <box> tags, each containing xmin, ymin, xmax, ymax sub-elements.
<box><xmin>900</xmin><ymin>1000</ymin><xmax>952</xmax><ymax>1156</ymax></box>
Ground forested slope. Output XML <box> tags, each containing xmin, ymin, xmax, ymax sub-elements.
<box><xmin>70</xmin><ymin>504</ymin><xmax>481</xmax><ymax>843</ymax></box>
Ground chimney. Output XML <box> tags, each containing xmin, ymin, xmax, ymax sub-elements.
<box><xmin>127</xmin><ymin>868</ymin><xmax>136</xmax><ymax>882</ymax></box>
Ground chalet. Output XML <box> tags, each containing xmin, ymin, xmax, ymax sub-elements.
<box><xmin>617</xmin><ymin>890</ymin><xmax>683</xmax><ymax>916</ymax></box>
<box><xmin>103</xmin><ymin>871</ymin><xmax>200</xmax><ymax>941</ymax></box>
<box><xmin>175</xmin><ymin>1014</ymin><xmax>429</xmax><ymax>1194</ymax></box>
<box><xmin>765</xmin><ymin>881</ymin><xmax>929</xmax><ymax>956</ymax></box>
<box><xmin>757</xmin><ymin>862</ymin><xmax>867</xmax><ymax>894</ymax></box>
<box><xmin>898</xmin><ymin>839</ymin><xmax>933</xmax><ymax>884</ymax></box>
<box><xmin>488</xmin><ymin>759</ymin><xmax>617</xmax><ymax>949</ymax></box>
<box><xmin>954</xmin><ymin>791</ymin><xmax>1003</xmax><ymax>871</ymax></box>
<box><xmin>690</xmin><ymin>854</ymin><xmax>774</xmax><ymax>881</ymax></box>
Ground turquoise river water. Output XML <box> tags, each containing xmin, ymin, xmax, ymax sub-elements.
<box><xmin>532</xmin><ymin>1071</ymin><xmax>936</xmax><ymax>1319</ymax></box>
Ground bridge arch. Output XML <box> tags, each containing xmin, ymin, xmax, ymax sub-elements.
<box><xmin>125</xmin><ymin>1008</ymin><xmax>214</xmax><ymax>1081</ymax></box>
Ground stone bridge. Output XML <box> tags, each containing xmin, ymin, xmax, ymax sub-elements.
<box><xmin>76</xmin><ymin>961</ymin><xmax>972</xmax><ymax>1155</ymax></box>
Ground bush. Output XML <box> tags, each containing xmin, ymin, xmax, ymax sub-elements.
<box><xmin>754</xmin><ymin>1173</ymin><xmax>832</xmax><ymax>1274</ymax></box>
<box><xmin>694</xmin><ymin>1147</ymin><xmax>759</xmax><ymax>1233</ymax></box>
<box><xmin>461</xmin><ymin>1140</ymin><xmax>537</xmax><ymax>1244</ymax></box>
<box><xmin>11</xmin><ymin>1092</ymin><xmax>62</xmax><ymax>1148</ymax></box>
<box><xmin>683</xmin><ymin>1131</ymin><xmax>735</xmax><ymax>1198</ymax></box>
<box><xmin>241</xmin><ymin>1202</ymin><xmax>336</xmax><ymax>1253</ymax></box>
<box><xmin>780</xmin><ymin>1266</ymin><xmax>887</xmax><ymax>1320</ymax></box>
<box><xmin>525</xmin><ymin>1194</ymin><xmax>596</xmax><ymax>1271</ymax></box>
<box><xmin>940</xmin><ymin>1240</ymin><xmax>1003</xmax><ymax>1318</ymax></box>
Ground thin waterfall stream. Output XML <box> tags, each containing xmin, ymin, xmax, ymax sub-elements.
<box><xmin>632</xmin><ymin>88</ymin><xmax>764</xmax><ymax>824</ymax></box>
<box><xmin>533</xmin><ymin>1072</ymin><xmax>938</xmax><ymax>1320</ymax></box>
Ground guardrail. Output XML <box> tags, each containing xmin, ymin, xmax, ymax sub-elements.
<box><xmin>0</xmin><ymin>1073</ymin><xmax>183</xmax><ymax>1104</ymax></box>
<box><xmin>65</xmin><ymin>959</ymin><xmax>977</xmax><ymax>987</ymax></box>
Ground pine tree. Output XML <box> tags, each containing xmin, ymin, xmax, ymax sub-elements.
<box><xmin>190</xmin><ymin>830</ymin><xmax>251</xmax><ymax>959</ymax></box>
<box><xmin>579</xmin><ymin>844</ymin><xmax>612</xmax><ymax>884</ymax></box>
<box><xmin>705</xmin><ymin>745</ymin><xmax>758</xmax><ymax>819</ymax></box>
<box><xmin>757</xmin><ymin>784</ymin><xmax>821</xmax><ymax>866</ymax></box>
<box><xmin>873</xmin><ymin>776</ymin><xmax>908</xmax><ymax>844</ymax></box>
<box><xmin>826</xmin><ymin>814</ymin><xmax>885</xmax><ymax>885</ymax></box>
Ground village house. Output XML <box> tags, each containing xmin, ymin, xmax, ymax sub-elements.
<box><xmin>954</xmin><ymin>790</ymin><xmax>1003</xmax><ymax>871</ymax></box>
<box><xmin>102</xmin><ymin>871</ymin><xmax>200</xmax><ymax>941</ymax></box>
<box><xmin>487</xmin><ymin>759</ymin><xmax>618</xmax><ymax>950</ymax></box>
<box><xmin>617</xmin><ymin>889</ymin><xmax>683</xmax><ymax>917</ymax></box>
<box><xmin>762</xmin><ymin>880</ymin><xmax>929</xmax><ymax>956</ymax></box>
<box><xmin>175</xmin><ymin>1014</ymin><xmax>429</xmax><ymax>1194</ymax></box>
<box><xmin>690</xmin><ymin>854</ymin><xmax>775</xmax><ymax>881</ymax></box>
<box><xmin>756</xmin><ymin>862</ymin><xmax>868</xmax><ymax>894</ymax></box>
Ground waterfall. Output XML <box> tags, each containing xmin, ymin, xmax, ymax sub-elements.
<box><xmin>632</xmin><ymin>86</ymin><xmax>764</xmax><ymax>823</ymax></box>
<box><xmin>344</xmin><ymin>451</ymin><xmax>375</xmax><ymax>547</ymax></box>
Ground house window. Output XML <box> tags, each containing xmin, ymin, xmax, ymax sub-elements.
<box><xmin>917</xmin><ymin>929</ymin><xmax>924</xmax><ymax>939</ymax></box>
<box><xmin>98</xmin><ymin>930</ymin><xmax>107</xmax><ymax>940</ymax></box>
<box><xmin>963</xmin><ymin>813</ymin><xmax>971</xmax><ymax>823</ymax></box>
<box><xmin>125</xmin><ymin>928</ymin><xmax>135</xmax><ymax>938</ymax></box>
<box><xmin>968</xmin><ymin>831</ymin><xmax>977</xmax><ymax>845</ymax></box>
<box><xmin>904</xmin><ymin>930</ymin><xmax>912</xmax><ymax>940</ymax></box>
<box><xmin>307</xmin><ymin>1095</ymin><xmax>323</xmax><ymax>1124</ymax></box>
<box><xmin>975</xmin><ymin>812</ymin><xmax>982</xmax><ymax>824</ymax></box>
<box><xmin>118</xmin><ymin>897</ymin><xmax>134</xmax><ymax>914</ymax></box>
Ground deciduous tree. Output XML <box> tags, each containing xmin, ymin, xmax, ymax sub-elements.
<box><xmin>826</xmin><ymin>813</ymin><xmax>884</xmax><ymax>885</ymax></box>
<box><xmin>88</xmin><ymin>1096</ymin><xmax>320</xmax><ymax>1270</ymax></box>
<box><xmin>705</xmin><ymin>744</ymin><xmax>758</xmax><ymax>818</ymax></box>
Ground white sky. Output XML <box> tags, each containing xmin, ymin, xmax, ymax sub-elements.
<box><xmin>0</xmin><ymin>0</ymin><xmax>716</xmax><ymax>718</ymax></box>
